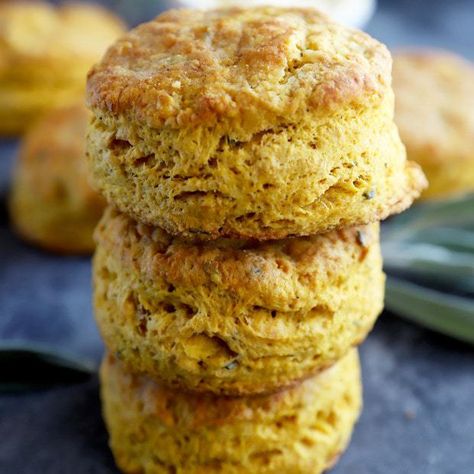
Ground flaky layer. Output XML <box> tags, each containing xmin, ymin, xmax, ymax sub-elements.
<box><xmin>393</xmin><ymin>50</ymin><xmax>474</xmax><ymax>199</ymax></box>
<box><xmin>9</xmin><ymin>104</ymin><xmax>105</xmax><ymax>253</ymax></box>
<box><xmin>93</xmin><ymin>207</ymin><xmax>383</xmax><ymax>395</ymax></box>
<box><xmin>88</xmin><ymin>95</ymin><xmax>425</xmax><ymax>240</ymax></box>
<box><xmin>101</xmin><ymin>349</ymin><xmax>362</xmax><ymax>474</ymax></box>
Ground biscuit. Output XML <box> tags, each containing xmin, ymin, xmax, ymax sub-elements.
<box><xmin>393</xmin><ymin>50</ymin><xmax>474</xmax><ymax>199</ymax></box>
<box><xmin>9</xmin><ymin>104</ymin><xmax>105</xmax><ymax>254</ymax></box>
<box><xmin>93</xmin><ymin>206</ymin><xmax>383</xmax><ymax>395</ymax></box>
<box><xmin>101</xmin><ymin>349</ymin><xmax>362</xmax><ymax>474</ymax></box>
<box><xmin>86</xmin><ymin>7</ymin><xmax>426</xmax><ymax>240</ymax></box>
<box><xmin>0</xmin><ymin>1</ymin><xmax>125</xmax><ymax>135</ymax></box>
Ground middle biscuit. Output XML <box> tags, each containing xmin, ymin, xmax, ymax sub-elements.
<box><xmin>94</xmin><ymin>207</ymin><xmax>384</xmax><ymax>395</ymax></box>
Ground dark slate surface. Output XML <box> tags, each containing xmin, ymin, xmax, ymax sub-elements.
<box><xmin>0</xmin><ymin>0</ymin><xmax>473</xmax><ymax>472</ymax></box>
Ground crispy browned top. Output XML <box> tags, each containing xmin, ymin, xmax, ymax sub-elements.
<box><xmin>87</xmin><ymin>7</ymin><xmax>391</xmax><ymax>132</ymax></box>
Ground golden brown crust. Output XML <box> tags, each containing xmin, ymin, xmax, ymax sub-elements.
<box><xmin>93</xmin><ymin>207</ymin><xmax>384</xmax><ymax>395</ymax></box>
<box><xmin>87</xmin><ymin>7</ymin><xmax>390</xmax><ymax>132</ymax></box>
<box><xmin>0</xmin><ymin>1</ymin><xmax>126</xmax><ymax>134</ymax></box>
<box><xmin>9</xmin><ymin>104</ymin><xmax>105</xmax><ymax>254</ymax></box>
<box><xmin>101</xmin><ymin>349</ymin><xmax>362</xmax><ymax>474</ymax></box>
<box><xmin>393</xmin><ymin>50</ymin><xmax>474</xmax><ymax>199</ymax></box>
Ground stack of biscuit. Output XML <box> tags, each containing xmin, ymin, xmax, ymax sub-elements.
<box><xmin>86</xmin><ymin>7</ymin><xmax>426</xmax><ymax>473</ymax></box>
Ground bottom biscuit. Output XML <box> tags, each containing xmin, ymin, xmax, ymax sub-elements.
<box><xmin>100</xmin><ymin>349</ymin><xmax>362</xmax><ymax>474</ymax></box>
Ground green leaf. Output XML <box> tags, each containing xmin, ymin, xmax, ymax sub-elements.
<box><xmin>383</xmin><ymin>194</ymin><xmax>474</xmax><ymax>242</ymax></box>
<box><xmin>0</xmin><ymin>343</ymin><xmax>96</xmax><ymax>392</ymax></box>
<box><xmin>407</xmin><ymin>227</ymin><xmax>474</xmax><ymax>253</ymax></box>
<box><xmin>383</xmin><ymin>242</ymin><xmax>474</xmax><ymax>291</ymax></box>
<box><xmin>382</xmin><ymin>194</ymin><xmax>474</xmax><ymax>341</ymax></box>
<box><xmin>385</xmin><ymin>277</ymin><xmax>474</xmax><ymax>345</ymax></box>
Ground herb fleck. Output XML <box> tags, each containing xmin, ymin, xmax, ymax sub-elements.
<box><xmin>225</xmin><ymin>360</ymin><xmax>238</xmax><ymax>370</ymax></box>
<box><xmin>363</xmin><ymin>188</ymin><xmax>376</xmax><ymax>200</ymax></box>
<box><xmin>356</xmin><ymin>230</ymin><xmax>369</xmax><ymax>247</ymax></box>
<box><xmin>251</xmin><ymin>267</ymin><xmax>262</xmax><ymax>276</ymax></box>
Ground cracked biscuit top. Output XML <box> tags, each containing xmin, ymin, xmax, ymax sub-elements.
<box><xmin>87</xmin><ymin>7</ymin><xmax>390</xmax><ymax>134</ymax></box>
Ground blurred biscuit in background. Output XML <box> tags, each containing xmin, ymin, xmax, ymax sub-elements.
<box><xmin>393</xmin><ymin>50</ymin><xmax>474</xmax><ymax>200</ymax></box>
<box><xmin>100</xmin><ymin>349</ymin><xmax>362</xmax><ymax>474</ymax></box>
<box><xmin>0</xmin><ymin>1</ymin><xmax>125</xmax><ymax>135</ymax></box>
<box><xmin>9</xmin><ymin>104</ymin><xmax>105</xmax><ymax>254</ymax></box>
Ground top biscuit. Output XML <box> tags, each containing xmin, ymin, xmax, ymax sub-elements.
<box><xmin>87</xmin><ymin>7</ymin><xmax>426</xmax><ymax>240</ymax></box>
<box><xmin>393</xmin><ymin>50</ymin><xmax>474</xmax><ymax>199</ymax></box>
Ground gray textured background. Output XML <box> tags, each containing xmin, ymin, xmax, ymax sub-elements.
<box><xmin>0</xmin><ymin>0</ymin><xmax>473</xmax><ymax>472</ymax></box>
